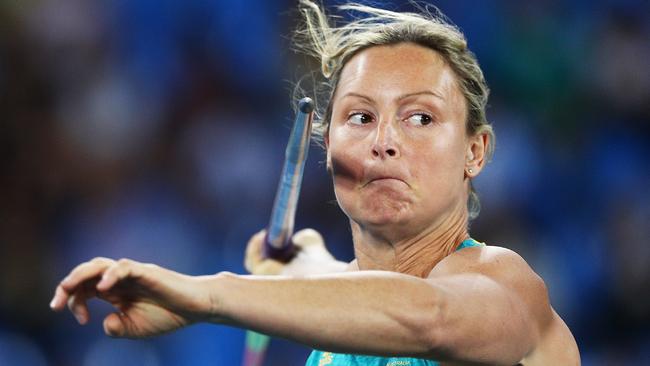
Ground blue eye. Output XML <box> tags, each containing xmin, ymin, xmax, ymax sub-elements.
<box><xmin>406</xmin><ymin>113</ymin><xmax>433</xmax><ymax>126</ymax></box>
<box><xmin>348</xmin><ymin>113</ymin><xmax>373</xmax><ymax>125</ymax></box>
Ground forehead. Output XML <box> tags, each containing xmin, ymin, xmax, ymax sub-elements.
<box><xmin>335</xmin><ymin>43</ymin><xmax>465</xmax><ymax>110</ymax></box>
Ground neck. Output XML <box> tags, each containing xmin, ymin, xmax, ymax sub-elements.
<box><xmin>351</xmin><ymin>204</ymin><xmax>469</xmax><ymax>277</ymax></box>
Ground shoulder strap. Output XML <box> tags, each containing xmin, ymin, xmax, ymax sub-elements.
<box><xmin>455</xmin><ymin>238</ymin><xmax>485</xmax><ymax>251</ymax></box>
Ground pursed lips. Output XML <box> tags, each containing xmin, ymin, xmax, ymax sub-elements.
<box><xmin>362</xmin><ymin>174</ymin><xmax>410</xmax><ymax>188</ymax></box>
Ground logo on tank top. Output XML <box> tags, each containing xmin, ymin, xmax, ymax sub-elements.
<box><xmin>318</xmin><ymin>352</ymin><xmax>333</xmax><ymax>366</ymax></box>
<box><xmin>387</xmin><ymin>361</ymin><xmax>411</xmax><ymax>366</ymax></box>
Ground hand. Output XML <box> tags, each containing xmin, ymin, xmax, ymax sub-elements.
<box><xmin>50</xmin><ymin>257</ymin><xmax>211</xmax><ymax>338</ymax></box>
<box><xmin>245</xmin><ymin>228</ymin><xmax>347</xmax><ymax>276</ymax></box>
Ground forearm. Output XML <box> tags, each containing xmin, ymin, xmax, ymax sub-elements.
<box><xmin>201</xmin><ymin>271</ymin><xmax>440</xmax><ymax>357</ymax></box>
<box><xmin>310</xmin><ymin>260</ymin><xmax>350</xmax><ymax>274</ymax></box>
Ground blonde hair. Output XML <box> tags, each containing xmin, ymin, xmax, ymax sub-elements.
<box><xmin>294</xmin><ymin>0</ymin><xmax>495</xmax><ymax>220</ymax></box>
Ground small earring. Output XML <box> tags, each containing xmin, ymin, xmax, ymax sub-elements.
<box><xmin>468</xmin><ymin>168</ymin><xmax>473</xmax><ymax>174</ymax></box>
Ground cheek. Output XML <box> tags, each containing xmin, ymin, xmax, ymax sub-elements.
<box><xmin>327</xmin><ymin>139</ymin><xmax>364</xmax><ymax>218</ymax></box>
<box><xmin>409</xmin><ymin>131</ymin><xmax>466</xmax><ymax>191</ymax></box>
<box><xmin>328</xmin><ymin>138</ymin><xmax>364</xmax><ymax>189</ymax></box>
<box><xmin>329</xmin><ymin>124</ymin><xmax>362</xmax><ymax>166</ymax></box>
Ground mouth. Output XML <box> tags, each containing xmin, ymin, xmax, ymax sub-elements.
<box><xmin>359</xmin><ymin>164</ymin><xmax>411</xmax><ymax>189</ymax></box>
<box><xmin>363</xmin><ymin>176</ymin><xmax>409</xmax><ymax>188</ymax></box>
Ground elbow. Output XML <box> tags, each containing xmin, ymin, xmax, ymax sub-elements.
<box><xmin>421</xmin><ymin>297</ymin><xmax>452</xmax><ymax>358</ymax></box>
<box><xmin>402</xmin><ymin>289</ymin><xmax>451</xmax><ymax>358</ymax></box>
<box><xmin>418</xmin><ymin>291</ymin><xmax>534</xmax><ymax>364</ymax></box>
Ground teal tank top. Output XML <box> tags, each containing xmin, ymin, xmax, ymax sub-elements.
<box><xmin>304</xmin><ymin>238</ymin><xmax>485</xmax><ymax>366</ymax></box>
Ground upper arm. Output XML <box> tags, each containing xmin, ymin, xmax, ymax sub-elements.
<box><xmin>424</xmin><ymin>246</ymin><xmax>552</xmax><ymax>365</ymax></box>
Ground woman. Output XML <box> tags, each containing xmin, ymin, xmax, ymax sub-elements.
<box><xmin>50</xmin><ymin>1</ymin><xmax>580</xmax><ymax>365</ymax></box>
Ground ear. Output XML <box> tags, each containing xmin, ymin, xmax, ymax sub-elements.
<box><xmin>465</xmin><ymin>131</ymin><xmax>489</xmax><ymax>178</ymax></box>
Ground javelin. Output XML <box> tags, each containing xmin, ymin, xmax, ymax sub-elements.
<box><xmin>243</xmin><ymin>97</ymin><xmax>314</xmax><ymax>366</ymax></box>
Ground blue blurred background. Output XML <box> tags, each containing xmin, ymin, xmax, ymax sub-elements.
<box><xmin>1</xmin><ymin>0</ymin><xmax>648</xmax><ymax>365</ymax></box>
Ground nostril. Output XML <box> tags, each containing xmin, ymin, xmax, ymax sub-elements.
<box><xmin>371</xmin><ymin>145</ymin><xmax>398</xmax><ymax>158</ymax></box>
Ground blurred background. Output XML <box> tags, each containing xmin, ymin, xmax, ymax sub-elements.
<box><xmin>1</xmin><ymin>0</ymin><xmax>648</xmax><ymax>365</ymax></box>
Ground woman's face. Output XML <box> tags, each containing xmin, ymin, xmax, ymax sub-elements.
<box><xmin>327</xmin><ymin>43</ymin><xmax>480</xmax><ymax>238</ymax></box>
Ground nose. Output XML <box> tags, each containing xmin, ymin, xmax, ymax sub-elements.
<box><xmin>371</xmin><ymin>120</ymin><xmax>400</xmax><ymax>159</ymax></box>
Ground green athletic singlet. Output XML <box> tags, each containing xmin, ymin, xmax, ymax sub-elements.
<box><xmin>304</xmin><ymin>238</ymin><xmax>485</xmax><ymax>366</ymax></box>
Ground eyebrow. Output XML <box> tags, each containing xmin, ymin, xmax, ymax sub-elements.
<box><xmin>341</xmin><ymin>90</ymin><xmax>445</xmax><ymax>103</ymax></box>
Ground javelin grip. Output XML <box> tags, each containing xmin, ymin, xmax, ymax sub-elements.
<box><xmin>264</xmin><ymin>97</ymin><xmax>314</xmax><ymax>262</ymax></box>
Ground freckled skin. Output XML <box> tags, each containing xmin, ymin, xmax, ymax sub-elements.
<box><xmin>327</xmin><ymin>43</ymin><xmax>472</xmax><ymax>242</ymax></box>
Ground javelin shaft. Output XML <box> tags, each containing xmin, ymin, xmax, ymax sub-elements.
<box><xmin>264</xmin><ymin>97</ymin><xmax>314</xmax><ymax>261</ymax></box>
<box><xmin>243</xmin><ymin>97</ymin><xmax>314</xmax><ymax>366</ymax></box>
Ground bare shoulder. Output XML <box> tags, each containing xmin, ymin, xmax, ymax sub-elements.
<box><xmin>431</xmin><ymin>245</ymin><xmax>536</xmax><ymax>277</ymax></box>
<box><xmin>431</xmin><ymin>246</ymin><xmax>547</xmax><ymax>301</ymax></box>
<box><xmin>431</xmin><ymin>245</ymin><xmax>581</xmax><ymax>365</ymax></box>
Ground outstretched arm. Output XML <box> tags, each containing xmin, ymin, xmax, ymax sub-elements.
<box><xmin>51</xmin><ymin>245</ymin><xmax>552</xmax><ymax>365</ymax></box>
<box><xmin>206</xmin><ymin>247</ymin><xmax>550</xmax><ymax>365</ymax></box>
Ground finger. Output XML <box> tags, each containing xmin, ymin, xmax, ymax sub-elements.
<box><xmin>50</xmin><ymin>285</ymin><xmax>69</xmax><ymax>311</ymax></box>
<box><xmin>96</xmin><ymin>258</ymin><xmax>141</xmax><ymax>291</ymax></box>
<box><xmin>60</xmin><ymin>257</ymin><xmax>114</xmax><ymax>293</ymax></box>
<box><xmin>66</xmin><ymin>281</ymin><xmax>97</xmax><ymax>324</ymax></box>
<box><xmin>244</xmin><ymin>230</ymin><xmax>266</xmax><ymax>273</ymax></box>
<box><xmin>67</xmin><ymin>293</ymin><xmax>89</xmax><ymax>325</ymax></box>
<box><xmin>292</xmin><ymin>228</ymin><xmax>337</xmax><ymax>260</ymax></box>
<box><xmin>51</xmin><ymin>257</ymin><xmax>110</xmax><ymax>311</ymax></box>
<box><xmin>292</xmin><ymin>228</ymin><xmax>325</xmax><ymax>249</ymax></box>
<box><xmin>244</xmin><ymin>230</ymin><xmax>287</xmax><ymax>275</ymax></box>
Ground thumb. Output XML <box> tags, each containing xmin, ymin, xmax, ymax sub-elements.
<box><xmin>103</xmin><ymin>312</ymin><xmax>128</xmax><ymax>337</ymax></box>
<box><xmin>244</xmin><ymin>230</ymin><xmax>267</xmax><ymax>274</ymax></box>
<box><xmin>249</xmin><ymin>259</ymin><xmax>285</xmax><ymax>276</ymax></box>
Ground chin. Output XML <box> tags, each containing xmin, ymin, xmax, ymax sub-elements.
<box><xmin>347</xmin><ymin>201</ymin><xmax>414</xmax><ymax>228</ymax></box>
<box><xmin>350</xmin><ymin>213</ymin><xmax>418</xmax><ymax>242</ymax></box>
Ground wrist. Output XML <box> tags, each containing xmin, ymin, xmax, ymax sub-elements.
<box><xmin>198</xmin><ymin>271</ymin><xmax>238</xmax><ymax>324</ymax></box>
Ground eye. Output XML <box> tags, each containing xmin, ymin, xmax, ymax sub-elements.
<box><xmin>348</xmin><ymin>112</ymin><xmax>374</xmax><ymax>125</ymax></box>
<box><xmin>406</xmin><ymin>113</ymin><xmax>433</xmax><ymax>126</ymax></box>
